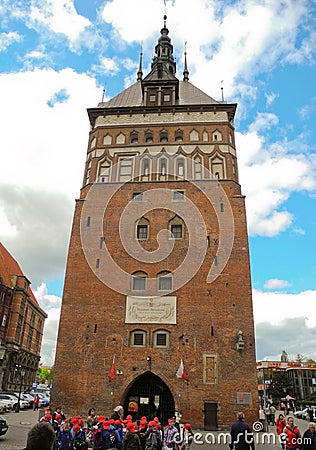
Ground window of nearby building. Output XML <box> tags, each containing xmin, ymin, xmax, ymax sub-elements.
<box><xmin>171</xmin><ymin>224</ymin><xmax>183</xmax><ymax>239</ymax></box>
<box><xmin>132</xmin><ymin>272</ymin><xmax>147</xmax><ymax>291</ymax></box>
<box><xmin>153</xmin><ymin>330</ymin><xmax>169</xmax><ymax>348</ymax></box>
<box><xmin>194</xmin><ymin>155</ymin><xmax>203</xmax><ymax>180</ymax></box>
<box><xmin>142</xmin><ymin>158</ymin><xmax>150</xmax><ymax>177</ymax></box>
<box><xmin>175</xmin><ymin>130</ymin><xmax>183</xmax><ymax>142</ymax></box>
<box><xmin>131</xmin><ymin>330</ymin><xmax>146</xmax><ymax>347</ymax></box>
<box><xmin>164</xmin><ymin>95</ymin><xmax>170</xmax><ymax>102</ymax></box>
<box><xmin>149</xmin><ymin>95</ymin><xmax>156</xmax><ymax>102</ymax></box>
<box><xmin>176</xmin><ymin>158</ymin><xmax>185</xmax><ymax>177</ymax></box>
<box><xmin>203</xmin><ymin>354</ymin><xmax>218</xmax><ymax>384</ymax></box>
<box><xmin>99</xmin><ymin>160</ymin><xmax>111</xmax><ymax>183</ymax></box>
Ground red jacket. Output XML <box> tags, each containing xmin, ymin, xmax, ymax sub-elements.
<box><xmin>276</xmin><ymin>418</ymin><xmax>286</xmax><ymax>435</ymax></box>
<box><xmin>284</xmin><ymin>426</ymin><xmax>301</xmax><ymax>449</ymax></box>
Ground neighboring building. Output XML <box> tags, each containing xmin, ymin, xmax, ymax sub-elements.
<box><xmin>52</xmin><ymin>17</ymin><xmax>258</xmax><ymax>429</ymax></box>
<box><xmin>0</xmin><ymin>242</ymin><xmax>47</xmax><ymax>391</ymax></box>
<box><xmin>257</xmin><ymin>360</ymin><xmax>316</xmax><ymax>403</ymax></box>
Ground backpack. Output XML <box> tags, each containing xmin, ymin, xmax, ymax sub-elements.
<box><xmin>92</xmin><ymin>427</ymin><xmax>105</xmax><ymax>450</ymax></box>
<box><xmin>74</xmin><ymin>429</ymin><xmax>88</xmax><ymax>450</ymax></box>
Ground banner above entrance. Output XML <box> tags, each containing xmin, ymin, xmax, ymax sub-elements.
<box><xmin>125</xmin><ymin>296</ymin><xmax>176</xmax><ymax>324</ymax></box>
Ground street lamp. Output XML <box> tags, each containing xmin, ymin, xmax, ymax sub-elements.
<box><xmin>15</xmin><ymin>364</ymin><xmax>26</xmax><ymax>413</ymax></box>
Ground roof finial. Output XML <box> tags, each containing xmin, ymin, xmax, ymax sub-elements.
<box><xmin>163</xmin><ymin>0</ymin><xmax>167</xmax><ymax>27</ymax></box>
<box><xmin>221</xmin><ymin>80</ymin><xmax>225</xmax><ymax>101</ymax></box>
<box><xmin>183</xmin><ymin>41</ymin><xmax>189</xmax><ymax>81</ymax></box>
<box><xmin>137</xmin><ymin>42</ymin><xmax>143</xmax><ymax>81</ymax></box>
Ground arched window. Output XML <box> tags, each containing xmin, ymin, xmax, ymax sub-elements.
<box><xmin>98</xmin><ymin>159</ymin><xmax>111</xmax><ymax>183</ymax></box>
<box><xmin>175</xmin><ymin>129</ymin><xmax>183</xmax><ymax>142</ymax></box>
<box><xmin>176</xmin><ymin>158</ymin><xmax>185</xmax><ymax>177</ymax></box>
<box><xmin>141</xmin><ymin>158</ymin><xmax>150</xmax><ymax>179</ymax></box>
<box><xmin>158</xmin><ymin>157</ymin><xmax>168</xmax><ymax>180</ymax></box>
<box><xmin>189</xmin><ymin>129</ymin><xmax>199</xmax><ymax>141</ymax></box>
<box><xmin>136</xmin><ymin>217</ymin><xmax>149</xmax><ymax>240</ymax></box>
<box><xmin>116</xmin><ymin>132</ymin><xmax>125</xmax><ymax>144</ymax></box>
<box><xmin>145</xmin><ymin>131</ymin><xmax>153</xmax><ymax>143</ymax></box>
<box><xmin>132</xmin><ymin>271</ymin><xmax>147</xmax><ymax>291</ymax></box>
<box><xmin>159</xmin><ymin>130</ymin><xmax>168</xmax><ymax>143</ymax></box>
<box><xmin>157</xmin><ymin>272</ymin><xmax>173</xmax><ymax>291</ymax></box>
<box><xmin>211</xmin><ymin>156</ymin><xmax>225</xmax><ymax>180</ymax></box>
<box><xmin>169</xmin><ymin>216</ymin><xmax>184</xmax><ymax>239</ymax></box>
<box><xmin>193</xmin><ymin>155</ymin><xmax>203</xmax><ymax>180</ymax></box>
<box><xmin>103</xmin><ymin>134</ymin><xmax>112</xmax><ymax>145</ymax></box>
<box><xmin>130</xmin><ymin>131</ymin><xmax>138</xmax><ymax>144</ymax></box>
<box><xmin>212</xmin><ymin>130</ymin><xmax>222</xmax><ymax>141</ymax></box>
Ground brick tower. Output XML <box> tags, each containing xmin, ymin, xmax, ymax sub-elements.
<box><xmin>52</xmin><ymin>17</ymin><xmax>258</xmax><ymax>429</ymax></box>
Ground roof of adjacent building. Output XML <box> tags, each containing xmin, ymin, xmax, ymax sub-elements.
<box><xmin>0</xmin><ymin>241</ymin><xmax>39</xmax><ymax>305</ymax></box>
<box><xmin>98</xmin><ymin>80</ymin><xmax>220</xmax><ymax>109</ymax></box>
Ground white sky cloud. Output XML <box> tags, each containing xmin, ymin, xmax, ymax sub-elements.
<box><xmin>29</xmin><ymin>0</ymin><xmax>91</xmax><ymax>44</ymax></box>
<box><xmin>0</xmin><ymin>31</ymin><xmax>22</xmax><ymax>51</ymax></box>
<box><xmin>264</xmin><ymin>278</ymin><xmax>291</xmax><ymax>290</ymax></box>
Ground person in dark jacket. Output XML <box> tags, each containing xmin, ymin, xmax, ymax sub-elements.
<box><xmin>229</xmin><ymin>412</ymin><xmax>255</xmax><ymax>450</ymax></box>
<box><xmin>123</xmin><ymin>422</ymin><xmax>142</xmax><ymax>450</ymax></box>
<box><xmin>301</xmin><ymin>423</ymin><xmax>316</xmax><ymax>450</ymax></box>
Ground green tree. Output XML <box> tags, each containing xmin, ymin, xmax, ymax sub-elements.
<box><xmin>269</xmin><ymin>371</ymin><xmax>290</xmax><ymax>401</ymax></box>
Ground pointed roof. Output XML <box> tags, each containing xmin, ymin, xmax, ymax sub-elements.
<box><xmin>0</xmin><ymin>241</ymin><xmax>40</xmax><ymax>307</ymax></box>
<box><xmin>98</xmin><ymin>80</ymin><xmax>219</xmax><ymax>109</ymax></box>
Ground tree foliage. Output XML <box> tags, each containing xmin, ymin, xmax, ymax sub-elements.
<box><xmin>37</xmin><ymin>366</ymin><xmax>53</xmax><ymax>384</ymax></box>
<box><xmin>268</xmin><ymin>371</ymin><xmax>290</xmax><ymax>401</ymax></box>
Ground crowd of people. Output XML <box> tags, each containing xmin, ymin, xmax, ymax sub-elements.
<box><xmin>23</xmin><ymin>404</ymin><xmax>194</xmax><ymax>450</ymax></box>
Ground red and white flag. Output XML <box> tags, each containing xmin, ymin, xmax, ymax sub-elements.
<box><xmin>176</xmin><ymin>359</ymin><xmax>188</xmax><ymax>380</ymax></box>
<box><xmin>109</xmin><ymin>355</ymin><xmax>115</xmax><ymax>380</ymax></box>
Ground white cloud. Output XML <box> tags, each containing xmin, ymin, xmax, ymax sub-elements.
<box><xmin>0</xmin><ymin>68</ymin><xmax>101</xmax><ymax>283</ymax></box>
<box><xmin>264</xmin><ymin>278</ymin><xmax>291</xmax><ymax>290</ymax></box>
<box><xmin>236</xmin><ymin>113</ymin><xmax>316</xmax><ymax>236</ymax></box>
<box><xmin>265</xmin><ymin>92</ymin><xmax>278</xmax><ymax>108</ymax></box>
<box><xmin>35</xmin><ymin>283</ymin><xmax>61</xmax><ymax>366</ymax></box>
<box><xmin>253</xmin><ymin>289</ymin><xmax>316</xmax><ymax>328</ymax></box>
<box><xmin>253</xmin><ymin>289</ymin><xmax>316</xmax><ymax>361</ymax></box>
<box><xmin>0</xmin><ymin>31</ymin><xmax>22</xmax><ymax>50</ymax></box>
<box><xmin>101</xmin><ymin>0</ymin><xmax>313</xmax><ymax>99</ymax></box>
<box><xmin>29</xmin><ymin>0</ymin><xmax>91</xmax><ymax>44</ymax></box>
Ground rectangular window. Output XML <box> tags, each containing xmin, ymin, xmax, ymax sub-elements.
<box><xmin>149</xmin><ymin>95</ymin><xmax>156</xmax><ymax>102</ymax></box>
<box><xmin>164</xmin><ymin>95</ymin><xmax>170</xmax><ymax>102</ymax></box>
<box><xmin>132</xmin><ymin>276</ymin><xmax>146</xmax><ymax>291</ymax></box>
<box><xmin>118</xmin><ymin>157</ymin><xmax>133</xmax><ymax>182</ymax></box>
<box><xmin>158</xmin><ymin>276</ymin><xmax>172</xmax><ymax>291</ymax></box>
<box><xmin>133</xmin><ymin>333</ymin><xmax>144</xmax><ymax>346</ymax></box>
<box><xmin>137</xmin><ymin>225</ymin><xmax>148</xmax><ymax>240</ymax></box>
<box><xmin>133</xmin><ymin>192</ymin><xmax>143</xmax><ymax>201</ymax></box>
<box><xmin>100</xmin><ymin>237</ymin><xmax>105</xmax><ymax>249</ymax></box>
<box><xmin>156</xmin><ymin>333</ymin><xmax>167</xmax><ymax>346</ymax></box>
<box><xmin>171</xmin><ymin>224</ymin><xmax>183</xmax><ymax>239</ymax></box>
<box><xmin>173</xmin><ymin>190</ymin><xmax>185</xmax><ymax>201</ymax></box>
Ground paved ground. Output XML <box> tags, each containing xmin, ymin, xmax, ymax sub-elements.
<box><xmin>0</xmin><ymin>409</ymin><xmax>312</xmax><ymax>450</ymax></box>
<box><xmin>0</xmin><ymin>409</ymin><xmax>39</xmax><ymax>450</ymax></box>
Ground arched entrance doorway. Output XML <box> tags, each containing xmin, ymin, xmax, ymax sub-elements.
<box><xmin>123</xmin><ymin>371</ymin><xmax>175</xmax><ymax>426</ymax></box>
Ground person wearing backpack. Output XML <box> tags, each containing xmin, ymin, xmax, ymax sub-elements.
<box><xmin>122</xmin><ymin>422</ymin><xmax>142</xmax><ymax>450</ymax></box>
<box><xmin>56</xmin><ymin>421</ymin><xmax>74</xmax><ymax>450</ymax></box>
<box><xmin>145</xmin><ymin>421</ymin><xmax>162</xmax><ymax>450</ymax></box>
<box><xmin>92</xmin><ymin>421</ymin><xmax>111</xmax><ymax>450</ymax></box>
<box><xmin>72</xmin><ymin>424</ymin><xmax>88</xmax><ymax>450</ymax></box>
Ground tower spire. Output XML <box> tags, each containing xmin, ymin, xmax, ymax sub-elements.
<box><xmin>137</xmin><ymin>44</ymin><xmax>143</xmax><ymax>81</ymax></box>
<box><xmin>183</xmin><ymin>41</ymin><xmax>189</xmax><ymax>81</ymax></box>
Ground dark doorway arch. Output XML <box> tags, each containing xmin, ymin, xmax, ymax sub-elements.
<box><xmin>123</xmin><ymin>371</ymin><xmax>175</xmax><ymax>426</ymax></box>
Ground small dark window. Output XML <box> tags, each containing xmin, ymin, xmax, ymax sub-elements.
<box><xmin>173</xmin><ymin>190</ymin><xmax>184</xmax><ymax>201</ymax></box>
<box><xmin>96</xmin><ymin>258</ymin><xmax>100</xmax><ymax>268</ymax></box>
<box><xmin>220</xmin><ymin>203</ymin><xmax>224</xmax><ymax>212</ymax></box>
<box><xmin>171</xmin><ymin>224</ymin><xmax>183</xmax><ymax>239</ymax></box>
<box><xmin>137</xmin><ymin>225</ymin><xmax>148</xmax><ymax>240</ymax></box>
<box><xmin>100</xmin><ymin>237</ymin><xmax>105</xmax><ymax>249</ymax></box>
<box><xmin>156</xmin><ymin>333</ymin><xmax>167</xmax><ymax>346</ymax></box>
<box><xmin>133</xmin><ymin>192</ymin><xmax>143</xmax><ymax>201</ymax></box>
<box><xmin>87</xmin><ymin>216</ymin><xmax>91</xmax><ymax>227</ymax></box>
<box><xmin>133</xmin><ymin>332</ymin><xmax>144</xmax><ymax>346</ymax></box>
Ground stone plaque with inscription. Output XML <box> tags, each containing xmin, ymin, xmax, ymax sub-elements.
<box><xmin>125</xmin><ymin>296</ymin><xmax>176</xmax><ymax>324</ymax></box>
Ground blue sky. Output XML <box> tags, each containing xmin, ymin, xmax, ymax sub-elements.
<box><xmin>0</xmin><ymin>0</ymin><xmax>316</xmax><ymax>365</ymax></box>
